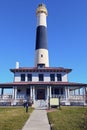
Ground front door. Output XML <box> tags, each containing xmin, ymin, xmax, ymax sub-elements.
<box><xmin>37</xmin><ymin>89</ymin><xmax>45</xmax><ymax>100</ymax></box>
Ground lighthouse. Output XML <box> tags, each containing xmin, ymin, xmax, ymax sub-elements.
<box><xmin>35</xmin><ymin>4</ymin><xmax>49</xmax><ymax>67</ymax></box>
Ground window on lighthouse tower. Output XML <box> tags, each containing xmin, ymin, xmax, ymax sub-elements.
<box><xmin>41</xmin><ymin>54</ymin><xmax>43</xmax><ymax>57</ymax></box>
<box><xmin>37</xmin><ymin>64</ymin><xmax>45</xmax><ymax>68</ymax></box>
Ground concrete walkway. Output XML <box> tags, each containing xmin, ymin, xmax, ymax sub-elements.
<box><xmin>22</xmin><ymin>109</ymin><xmax>51</xmax><ymax>130</ymax></box>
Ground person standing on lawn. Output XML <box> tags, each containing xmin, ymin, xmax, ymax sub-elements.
<box><xmin>25</xmin><ymin>102</ymin><xmax>29</xmax><ymax>113</ymax></box>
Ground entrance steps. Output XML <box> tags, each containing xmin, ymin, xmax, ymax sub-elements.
<box><xmin>34</xmin><ymin>100</ymin><xmax>48</xmax><ymax>109</ymax></box>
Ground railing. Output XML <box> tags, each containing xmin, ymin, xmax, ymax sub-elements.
<box><xmin>35</xmin><ymin>100</ymin><xmax>47</xmax><ymax>108</ymax></box>
<box><xmin>16</xmin><ymin>94</ymin><xmax>25</xmax><ymax>99</ymax></box>
<box><xmin>0</xmin><ymin>95</ymin><xmax>12</xmax><ymax>100</ymax></box>
<box><xmin>51</xmin><ymin>95</ymin><xmax>66</xmax><ymax>101</ymax></box>
<box><xmin>0</xmin><ymin>94</ymin><xmax>86</xmax><ymax>106</ymax></box>
<box><xmin>0</xmin><ymin>94</ymin><xmax>30</xmax><ymax>102</ymax></box>
<box><xmin>69</xmin><ymin>95</ymin><xmax>85</xmax><ymax>101</ymax></box>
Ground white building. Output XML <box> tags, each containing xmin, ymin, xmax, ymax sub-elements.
<box><xmin>0</xmin><ymin>4</ymin><xmax>87</xmax><ymax>108</ymax></box>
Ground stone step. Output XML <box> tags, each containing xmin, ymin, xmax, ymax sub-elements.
<box><xmin>34</xmin><ymin>100</ymin><xmax>48</xmax><ymax>109</ymax></box>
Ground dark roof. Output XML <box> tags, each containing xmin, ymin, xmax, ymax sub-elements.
<box><xmin>10</xmin><ymin>67</ymin><xmax>72</xmax><ymax>73</ymax></box>
<box><xmin>0</xmin><ymin>81</ymin><xmax>87</xmax><ymax>88</ymax></box>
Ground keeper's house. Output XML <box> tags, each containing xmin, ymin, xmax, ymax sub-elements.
<box><xmin>0</xmin><ymin>4</ymin><xmax>87</xmax><ymax>107</ymax></box>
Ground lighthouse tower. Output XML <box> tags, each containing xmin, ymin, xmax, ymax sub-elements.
<box><xmin>35</xmin><ymin>4</ymin><xmax>49</xmax><ymax>67</ymax></box>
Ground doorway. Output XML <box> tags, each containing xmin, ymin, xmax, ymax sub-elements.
<box><xmin>37</xmin><ymin>89</ymin><xmax>45</xmax><ymax>100</ymax></box>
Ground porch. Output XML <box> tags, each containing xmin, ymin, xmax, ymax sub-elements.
<box><xmin>0</xmin><ymin>84</ymin><xmax>87</xmax><ymax>107</ymax></box>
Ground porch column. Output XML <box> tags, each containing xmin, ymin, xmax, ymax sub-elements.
<box><xmin>65</xmin><ymin>87</ymin><xmax>67</xmax><ymax>100</ymax></box>
<box><xmin>1</xmin><ymin>88</ymin><xmax>4</xmax><ymax>98</ymax></box>
<box><xmin>32</xmin><ymin>86</ymin><xmax>35</xmax><ymax>103</ymax></box>
<box><xmin>65</xmin><ymin>86</ymin><xmax>71</xmax><ymax>105</ymax></box>
<box><xmin>47</xmin><ymin>86</ymin><xmax>50</xmax><ymax>99</ymax></box>
<box><xmin>12</xmin><ymin>87</ymin><xmax>14</xmax><ymax>99</ymax></box>
<box><xmin>68</xmin><ymin>87</ymin><xmax>70</xmax><ymax>97</ymax></box>
<box><xmin>30</xmin><ymin>86</ymin><xmax>33</xmax><ymax>100</ymax></box>
<box><xmin>49</xmin><ymin>86</ymin><xmax>52</xmax><ymax>98</ymax></box>
<box><xmin>84</xmin><ymin>87</ymin><xmax>87</xmax><ymax>104</ymax></box>
<box><xmin>74</xmin><ymin>89</ymin><xmax>76</xmax><ymax>95</ymax></box>
<box><xmin>47</xmin><ymin>86</ymin><xmax>50</xmax><ymax>108</ymax></box>
<box><xmin>65</xmin><ymin>87</ymin><xmax>69</xmax><ymax>100</ymax></box>
<box><xmin>13</xmin><ymin>86</ymin><xmax>17</xmax><ymax>100</ymax></box>
<box><xmin>14</xmin><ymin>87</ymin><xmax>17</xmax><ymax>100</ymax></box>
<box><xmin>78</xmin><ymin>88</ymin><xmax>80</xmax><ymax>95</ymax></box>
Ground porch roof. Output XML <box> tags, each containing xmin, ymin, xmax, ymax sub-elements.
<box><xmin>0</xmin><ymin>81</ymin><xmax>87</xmax><ymax>88</ymax></box>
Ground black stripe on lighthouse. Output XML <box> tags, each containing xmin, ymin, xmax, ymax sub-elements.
<box><xmin>35</xmin><ymin>26</ymin><xmax>48</xmax><ymax>50</ymax></box>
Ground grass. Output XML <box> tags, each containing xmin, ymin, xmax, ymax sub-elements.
<box><xmin>0</xmin><ymin>106</ymin><xmax>33</xmax><ymax>130</ymax></box>
<box><xmin>47</xmin><ymin>106</ymin><xmax>87</xmax><ymax>130</ymax></box>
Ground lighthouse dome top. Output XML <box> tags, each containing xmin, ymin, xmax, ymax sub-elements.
<box><xmin>36</xmin><ymin>3</ymin><xmax>48</xmax><ymax>16</ymax></box>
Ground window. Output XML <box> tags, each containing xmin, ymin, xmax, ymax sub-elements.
<box><xmin>57</xmin><ymin>74</ymin><xmax>62</xmax><ymax>81</ymax></box>
<box><xmin>27</xmin><ymin>74</ymin><xmax>32</xmax><ymax>81</ymax></box>
<box><xmin>26</xmin><ymin>88</ymin><xmax>30</xmax><ymax>95</ymax></box>
<box><xmin>50</xmin><ymin>74</ymin><xmax>55</xmax><ymax>81</ymax></box>
<box><xmin>41</xmin><ymin>54</ymin><xmax>43</xmax><ymax>57</ymax></box>
<box><xmin>17</xmin><ymin>89</ymin><xmax>21</xmax><ymax>93</ymax></box>
<box><xmin>61</xmin><ymin>88</ymin><xmax>63</xmax><ymax>95</ymax></box>
<box><xmin>21</xmin><ymin>74</ymin><xmax>25</xmax><ymax>81</ymax></box>
<box><xmin>39</xmin><ymin>74</ymin><xmax>44</xmax><ymax>81</ymax></box>
<box><xmin>55</xmin><ymin>88</ymin><xmax>59</xmax><ymax>94</ymax></box>
<box><xmin>37</xmin><ymin>64</ymin><xmax>45</xmax><ymax>68</ymax></box>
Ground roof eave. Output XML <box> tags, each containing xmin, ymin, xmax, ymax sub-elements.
<box><xmin>10</xmin><ymin>67</ymin><xmax>72</xmax><ymax>73</ymax></box>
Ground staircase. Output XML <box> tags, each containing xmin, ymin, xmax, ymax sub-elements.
<box><xmin>34</xmin><ymin>100</ymin><xmax>48</xmax><ymax>109</ymax></box>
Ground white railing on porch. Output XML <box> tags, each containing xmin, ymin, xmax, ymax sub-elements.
<box><xmin>69</xmin><ymin>95</ymin><xmax>85</xmax><ymax>101</ymax></box>
<box><xmin>16</xmin><ymin>94</ymin><xmax>25</xmax><ymax>99</ymax></box>
<box><xmin>51</xmin><ymin>94</ymin><xmax>66</xmax><ymax>100</ymax></box>
<box><xmin>0</xmin><ymin>95</ymin><xmax>12</xmax><ymax>100</ymax></box>
<box><xmin>51</xmin><ymin>94</ymin><xmax>85</xmax><ymax>102</ymax></box>
<box><xmin>0</xmin><ymin>94</ymin><xmax>30</xmax><ymax>101</ymax></box>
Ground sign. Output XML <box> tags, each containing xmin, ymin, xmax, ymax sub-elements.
<box><xmin>50</xmin><ymin>98</ymin><xmax>59</xmax><ymax>106</ymax></box>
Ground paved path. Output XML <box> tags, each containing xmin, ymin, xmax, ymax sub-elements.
<box><xmin>22</xmin><ymin>109</ymin><xmax>51</xmax><ymax>130</ymax></box>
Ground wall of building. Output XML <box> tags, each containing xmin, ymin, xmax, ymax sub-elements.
<box><xmin>14</xmin><ymin>72</ymin><xmax>20</xmax><ymax>82</ymax></box>
<box><xmin>62</xmin><ymin>73</ymin><xmax>68</xmax><ymax>82</ymax></box>
<box><xmin>14</xmin><ymin>71</ymin><xmax>68</xmax><ymax>82</ymax></box>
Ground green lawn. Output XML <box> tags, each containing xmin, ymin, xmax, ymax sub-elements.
<box><xmin>47</xmin><ymin>106</ymin><xmax>87</xmax><ymax>130</ymax></box>
<box><xmin>0</xmin><ymin>106</ymin><xmax>33</xmax><ymax>130</ymax></box>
